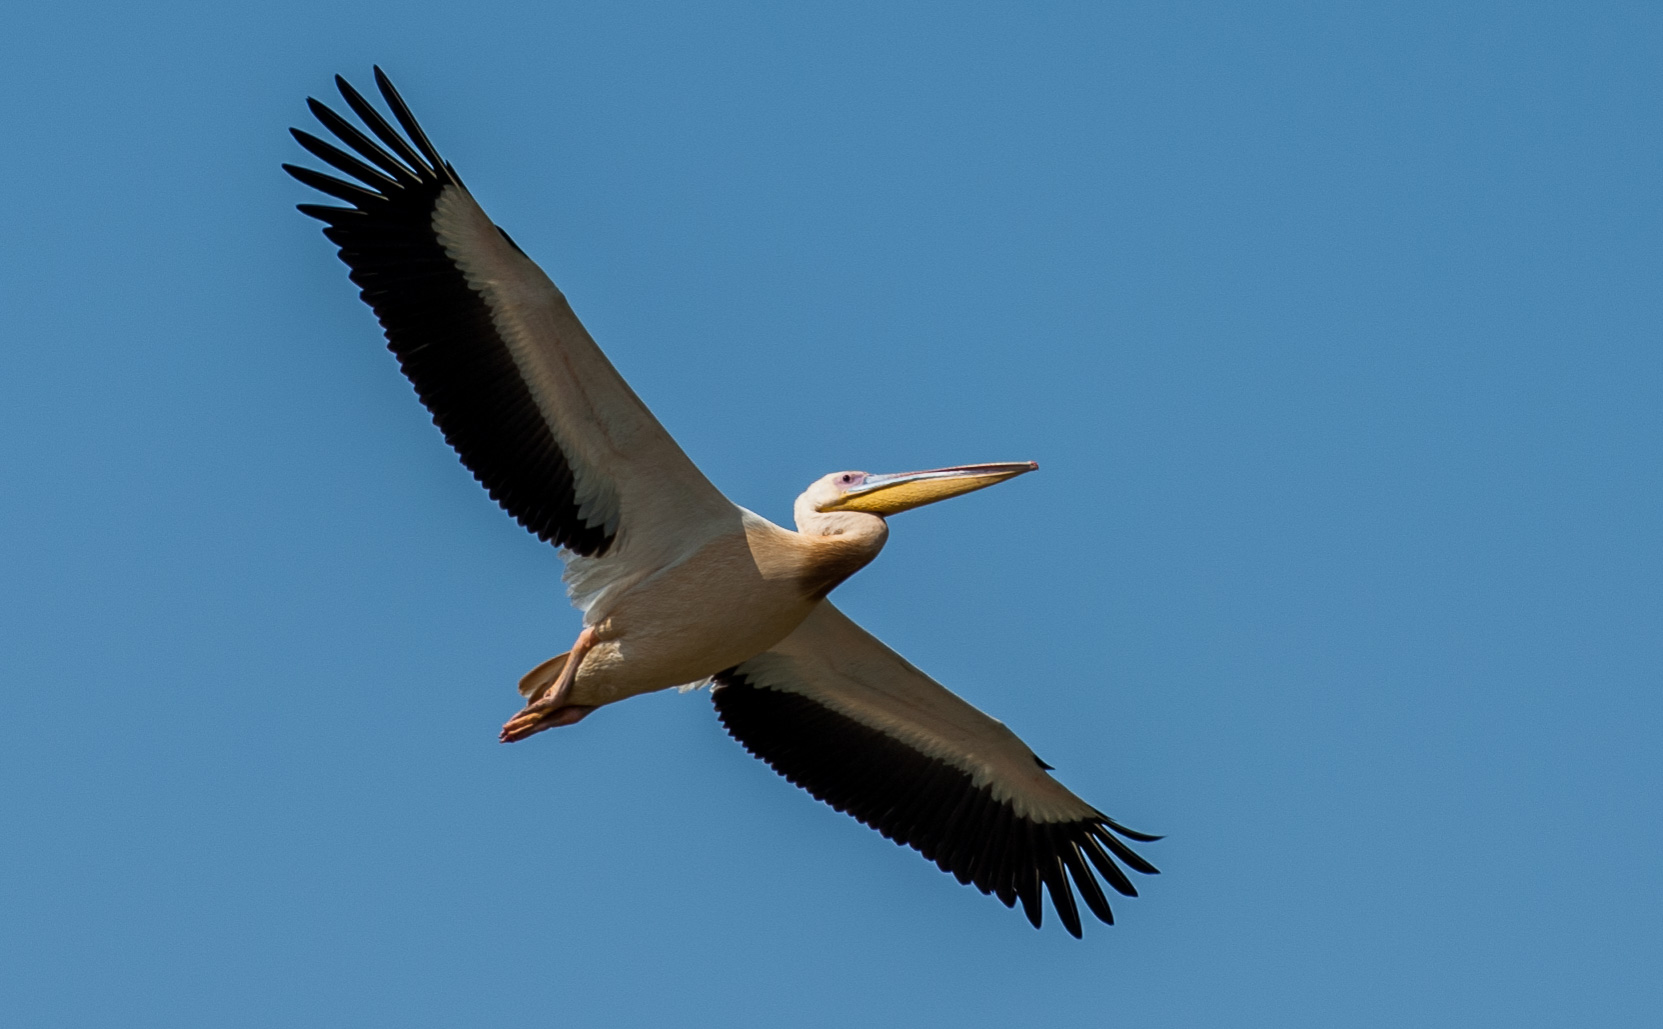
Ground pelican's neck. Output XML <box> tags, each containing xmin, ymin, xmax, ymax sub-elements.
<box><xmin>791</xmin><ymin>496</ymin><xmax>889</xmax><ymax>598</ymax></box>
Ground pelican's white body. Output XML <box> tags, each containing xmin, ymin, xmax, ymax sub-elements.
<box><xmin>564</xmin><ymin>509</ymin><xmax>879</xmax><ymax>706</ymax></box>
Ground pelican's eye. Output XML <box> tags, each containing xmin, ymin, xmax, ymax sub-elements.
<box><xmin>837</xmin><ymin>472</ymin><xmax>867</xmax><ymax>488</ymax></box>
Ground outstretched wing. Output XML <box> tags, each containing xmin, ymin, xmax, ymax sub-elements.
<box><xmin>712</xmin><ymin>602</ymin><xmax>1159</xmax><ymax>937</ymax></box>
<box><xmin>284</xmin><ymin>69</ymin><xmax>735</xmax><ymax>578</ymax></box>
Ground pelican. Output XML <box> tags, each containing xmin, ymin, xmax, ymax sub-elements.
<box><xmin>285</xmin><ymin>69</ymin><xmax>1158</xmax><ymax>937</ymax></box>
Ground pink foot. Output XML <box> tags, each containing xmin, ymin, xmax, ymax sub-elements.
<box><xmin>499</xmin><ymin>703</ymin><xmax>595</xmax><ymax>743</ymax></box>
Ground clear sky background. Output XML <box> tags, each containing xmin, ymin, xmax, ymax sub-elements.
<box><xmin>3</xmin><ymin>3</ymin><xmax>1659</xmax><ymax>1026</ymax></box>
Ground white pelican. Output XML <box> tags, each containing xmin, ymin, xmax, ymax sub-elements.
<box><xmin>286</xmin><ymin>69</ymin><xmax>1158</xmax><ymax>937</ymax></box>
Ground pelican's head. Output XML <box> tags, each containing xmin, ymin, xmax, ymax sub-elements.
<box><xmin>791</xmin><ymin>462</ymin><xmax>1038</xmax><ymax>593</ymax></box>
<box><xmin>805</xmin><ymin>462</ymin><xmax>1038</xmax><ymax>517</ymax></box>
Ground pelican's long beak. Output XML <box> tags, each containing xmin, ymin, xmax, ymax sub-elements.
<box><xmin>823</xmin><ymin>462</ymin><xmax>1038</xmax><ymax>516</ymax></box>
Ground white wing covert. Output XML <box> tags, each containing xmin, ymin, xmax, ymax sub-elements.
<box><xmin>712</xmin><ymin>603</ymin><xmax>1158</xmax><ymax>937</ymax></box>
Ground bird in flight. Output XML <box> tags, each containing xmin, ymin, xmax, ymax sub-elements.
<box><xmin>285</xmin><ymin>68</ymin><xmax>1158</xmax><ymax>937</ymax></box>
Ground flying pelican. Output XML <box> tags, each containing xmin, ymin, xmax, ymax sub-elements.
<box><xmin>285</xmin><ymin>68</ymin><xmax>1158</xmax><ymax>937</ymax></box>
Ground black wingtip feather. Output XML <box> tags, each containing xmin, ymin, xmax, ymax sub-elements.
<box><xmin>374</xmin><ymin>67</ymin><xmax>448</xmax><ymax>176</ymax></box>
<box><xmin>1016</xmin><ymin>862</ymin><xmax>1044</xmax><ymax>929</ymax></box>
<box><xmin>1101</xmin><ymin>816</ymin><xmax>1163</xmax><ymax>843</ymax></box>
<box><xmin>290</xmin><ymin>128</ymin><xmax>401</xmax><ymax>194</ymax></box>
<box><xmin>1064</xmin><ymin>840</ymin><xmax>1116</xmax><ymax>925</ymax></box>
<box><xmin>1094</xmin><ymin>826</ymin><xmax>1161</xmax><ymax>876</ymax></box>
<box><xmin>294</xmin><ymin>202</ymin><xmax>357</xmax><ymax>223</ymax></box>
<box><xmin>1039</xmin><ymin>845</ymin><xmax>1082</xmax><ymax>938</ymax></box>
<box><xmin>282</xmin><ymin>164</ymin><xmax>381</xmax><ymax>206</ymax></box>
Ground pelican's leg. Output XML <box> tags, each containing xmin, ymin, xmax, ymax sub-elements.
<box><xmin>500</xmin><ymin>626</ymin><xmax>598</xmax><ymax>743</ymax></box>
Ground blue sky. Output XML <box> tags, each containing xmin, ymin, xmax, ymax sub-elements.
<box><xmin>3</xmin><ymin>2</ymin><xmax>1660</xmax><ymax>1025</ymax></box>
